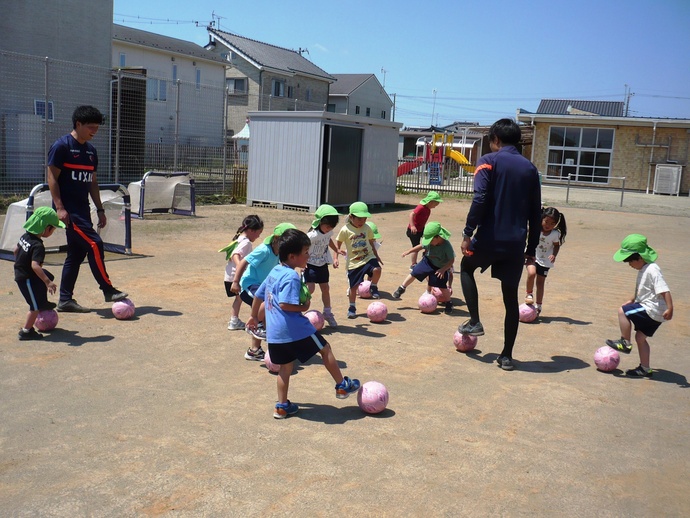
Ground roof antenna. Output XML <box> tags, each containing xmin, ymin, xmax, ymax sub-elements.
<box><xmin>212</xmin><ymin>11</ymin><xmax>226</xmax><ymax>31</ymax></box>
<box><xmin>298</xmin><ymin>47</ymin><xmax>310</xmax><ymax>56</ymax></box>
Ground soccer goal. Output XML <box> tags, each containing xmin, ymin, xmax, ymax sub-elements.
<box><xmin>0</xmin><ymin>183</ymin><xmax>132</xmax><ymax>262</ymax></box>
<box><xmin>128</xmin><ymin>171</ymin><xmax>196</xmax><ymax>219</ymax></box>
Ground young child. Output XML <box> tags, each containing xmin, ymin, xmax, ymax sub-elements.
<box><xmin>219</xmin><ymin>215</ymin><xmax>264</xmax><ymax>331</ymax></box>
<box><xmin>524</xmin><ymin>207</ymin><xmax>567</xmax><ymax>314</ymax></box>
<box><xmin>406</xmin><ymin>191</ymin><xmax>442</xmax><ymax>270</ymax></box>
<box><xmin>305</xmin><ymin>204</ymin><xmax>344</xmax><ymax>328</ymax></box>
<box><xmin>392</xmin><ymin>222</ymin><xmax>455</xmax><ymax>314</ymax></box>
<box><xmin>232</xmin><ymin>222</ymin><xmax>296</xmax><ymax>360</ymax></box>
<box><xmin>246</xmin><ymin>229</ymin><xmax>361</xmax><ymax>419</ymax></box>
<box><xmin>14</xmin><ymin>207</ymin><xmax>65</xmax><ymax>340</ymax></box>
<box><xmin>336</xmin><ymin>201</ymin><xmax>383</xmax><ymax>318</ymax></box>
<box><xmin>606</xmin><ymin>234</ymin><xmax>673</xmax><ymax>378</ymax></box>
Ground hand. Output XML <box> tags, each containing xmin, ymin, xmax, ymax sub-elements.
<box><xmin>57</xmin><ymin>208</ymin><xmax>69</xmax><ymax>226</ymax></box>
<box><xmin>401</xmin><ymin>251</ymin><xmax>409</xmax><ymax>258</ymax></box>
<box><xmin>301</xmin><ymin>299</ymin><xmax>311</xmax><ymax>311</ymax></box>
<box><xmin>460</xmin><ymin>235</ymin><xmax>473</xmax><ymax>256</ymax></box>
<box><xmin>663</xmin><ymin>308</ymin><xmax>673</xmax><ymax>320</ymax></box>
<box><xmin>524</xmin><ymin>255</ymin><xmax>536</xmax><ymax>266</ymax></box>
<box><xmin>97</xmin><ymin>211</ymin><xmax>107</xmax><ymax>229</ymax></box>
<box><xmin>548</xmin><ymin>254</ymin><xmax>556</xmax><ymax>263</ymax></box>
<box><xmin>230</xmin><ymin>282</ymin><xmax>240</xmax><ymax>294</ymax></box>
<box><xmin>333</xmin><ymin>258</ymin><xmax>339</xmax><ymax>268</ymax></box>
<box><xmin>410</xmin><ymin>225</ymin><xmax>417</xmax><ymax>234</ymax></box>
<box><xmin>435</xmin><ymin>270</ymin><xmax>445</xmax><ymax>279</ymax></box>
<box><xmin>46</xmin><ymin>281</ymin><xmax>57</xmax><ymax>295</ymax></box>
<box><xmin>246</xmin><ymin>315</ymin><xmax>258</xmax><ymax>330</ymax></box>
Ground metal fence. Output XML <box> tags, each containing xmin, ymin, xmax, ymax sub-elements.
<box><xmin>395</xmin><ymin>157</ymin><xmax>475</xmax><ymax>196</ymax></box>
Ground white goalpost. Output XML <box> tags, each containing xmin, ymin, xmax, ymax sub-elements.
<box><xmin>0</xmin><ymin>183</ymin><xmax>132</xmax><ymax>261</ymax></box>
<box><xmin>128</xmin><ymin>171</ymin><xmax>196</xmax><ymax>219</ymax></box>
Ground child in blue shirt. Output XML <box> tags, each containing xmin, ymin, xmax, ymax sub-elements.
<box><xmin>232</xmin><ymin>222</ymin><xmax>295</xmax><ymax>361</ymax></box>
<box><xmin>246</xmin><ymin>228</ymin><xmax>361</xmax><ymax>419</ymax></box>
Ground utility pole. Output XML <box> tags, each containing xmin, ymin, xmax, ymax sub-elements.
<box><xmin>624</xmin><ymin>84</ymin><xmax>635</xmax><ymax>117</ymax></box>
<box><xmin>431</xmin><ymin>89</ymin><xmax>437</xmax><ymax>127</ymax></box>
<box><xmin>381</xmin><ymin>67</ymin><xmax>387</xmax><ymax>88</ymax></box>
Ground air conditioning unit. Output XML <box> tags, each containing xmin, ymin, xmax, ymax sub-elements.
<box><xmin>653</xmin><ymin>164</ymin><xmax>682</xmax><ymax>195</ymax></box>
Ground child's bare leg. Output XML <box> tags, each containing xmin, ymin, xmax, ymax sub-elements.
<box><xmin>318</xmin><ymin>344</ymin><xmax>344</xmax><ymax>385</ymax></box>
<box><xmin>635</xmin><ymin>331</ymin><xmax>651</xmax><ymax>368</ymax></box>
<box><xmin>535</xmin><ymin>275</ymin><xmax>546</xmax><ymax>305</ymax></box>
<box><xmin>320</xmin><ymin>282</ymin><xmax>331</xmax><ymax>309</ymax></box>
<box><xmin>399</xmin><ymin>274</ymin><xmax>415</xmax><ymax>290</ymax></box>
<box><xmin>231</xmin><ymin>295</ymin><xmax>243</xmax><ymax>319</ymax></box>
<box><xmin>23</xmin><ymin>310</ymin><xmax>38</xmax><ymax>330</ymax></box>
<box><xmin>370</xmin><ymin>267</ymin><xmax>382</xmax><ymax>285</ymax></box>
<box><xmin>307</xmin><ymin>282</ymin><xmax>316</xmax><ymax>294</ymax></box>
<box><xmin>349</xmin><ymin>284</ymin><xmax>358</xmax><ymax>304</ymax></box>
<box><xmin>525</xmin><ymin>264</ymin><xmax>536</xmax><ymax>294</ymax></box>
<box><xmin>277</xmin><ymin>361</ymin><xmax>294</xmax><ymax>403</ymax></box>
<box><xmin>617</xmin><ymin>307</ymin><xmax>632</xmax><ymax>341</ymax></box>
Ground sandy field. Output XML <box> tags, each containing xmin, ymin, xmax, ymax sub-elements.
<box><xmin>0</xmin><ymin>192</ymin><xmax>688</xmax><ymax>517</ymax></box>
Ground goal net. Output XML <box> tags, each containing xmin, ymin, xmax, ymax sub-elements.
<box><xmin>128</xmin><ymin>171</ymin><xmax>196</xmax><ymax>218</ymax></box>
<box><xmin>0</xmin><ymin>183</ymin><xmax>132</xmax><ymax>261</ymax></box>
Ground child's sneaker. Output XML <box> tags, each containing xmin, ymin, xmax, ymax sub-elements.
<box><xmin>392</xmin><ymin>285</ymin><xmax>406</xmax><ymax>299</ymax></box>
<box><xmin>246</xmin><ymin>324</ymin><xmax>267</xmax><ymax>340</ymax></box>
<box><xmin>626</xmin><ymin>364</ymin><xmax>653</xmax><ymax>378</ymax></box>
<box><xmin>274</xmin><ymin>400</ymin><xmax>299</xmax><ymax>419</ymax></box>
<box><xmin>323</xmin><ymin>312</ymin><xmax>338</xmax><ymax>328</ymax></box>
<box><xmin>444</xmin><ymin>302</ymin><xmax>453</xmax><ymax>315</ymax></box>
<box><xmin>18</xmin><ymin>328</ymin><xmax>43</xmax><ymax>341</ymax></box>
<box><xmin>369</xmin><ymin>285</ymin><xmax>380</xmax><ymax>299</ymax></box>
<box><xmin>347</xmin><ymin>306</ymin><xmax>357</xmax><ymax>319</ymax></box>
<box><xmin>335</xmin><ymin>376</ymin><xmax>361</xmax><ymax>399</ymax></box>
<box><xmin>525</xmin><ymin>293</ymin><xmax>534</xmax><ymax>304</ymax></box>
<box><xmin>458</xmin><ymin>319</ymin><xmax>485</xmax><ymax>336</ymax></box>
<box><xmin>497</xmin><ymin>356</ymin><xmax>515</xmax><ymax>371</ymax></box>
<box><xmin>227</xmin><ymin>318</ymin><xmax>245</xmax><ymax>331</ymax></box>
<box><xmin>606</xmin><ymin>338</ymin><xmax>632</xmax><ymax>354</ymax></box>
<box><xmin>244</xmin><ymin>346</ymin><xmax>265</xmax><ymax>361</ymax></box>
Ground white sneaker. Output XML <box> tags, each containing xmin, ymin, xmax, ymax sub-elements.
<box><xmin>228</xmin><ymin>318</ymin><xmax>245</xmax><ymax>330</ymax></box>
<box><xmin>525</xmin><ymin>293</ymin><xmax>534</xmax><ymax>305</ymax></box>
<box><xmin>323</xmin><ymin>312</ymin><xmax>338</xmax><ymax>328</ymax></box>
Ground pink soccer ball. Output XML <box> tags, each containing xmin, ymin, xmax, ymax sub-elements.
<box><xmin>35</xmin><ymin>309</ymin><xmax>59</xmax><ymax>331</ymax></box>
<box><xmin>366</xmin><ymin>301</ymin><xmax>388</xmax><ymax>323</ymax></box>
<box><xmin>453</xmin><ymin>331</ymin><xmax>477</xmax><ymax>352</ymax></box>
<box><xmin>358</xmin><ymin>280</ymin><xmax>372</xmax><ymax>298</ymax></box>
<box><xmin>112</xmin><ymin>298</ymin><xmax>136</xmax><ymax>320</ymax></box>
<box><xmin>418</xmin><ymin>293</ymin><xmax>438</xmax><ymax>313</ymax></box>
<box><xmin>518</xmin><ymin>303</ymin><xmax>538</xmax><ymax>323</ymax></box>
<box><xmin>594</xmin><ymin>346</ymin><xmax>620</xmax><ymax>372</ymax></box>
<box><xmin>357</xmin><ymin>381</ymin><xmax>389</xmax><ymax>414</ymax></box>
<box><xmin>305</xmin><ymin>309</ymin><xmax>325</xmax><ymax>330</ymax></box>
<box><xmin>264</xmin><ymin>350</ymin><xmax>280</xmax><ymax>373</ymax></box>
<box><xmin>431</xmin><ymin>287</ymin><xmax>451</xmax><ymax>303</ymax></box>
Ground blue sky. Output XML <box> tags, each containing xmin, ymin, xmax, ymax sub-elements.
<box><xmin>114</xmin><ymin>0</ymin><xmax>690</xmax><ymax>127</ymax></box>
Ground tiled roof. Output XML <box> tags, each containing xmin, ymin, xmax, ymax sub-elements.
<box><xmin>113</xmin><ymin>24</ymin><xmax>226</xmax><ymax>64</ymax></box>
<box><xmin>329</xmin><ymin>74</ymin><xmax>375</xmax><ymax>95</ymax></box>
<box><xmin>537</xmin><ymin>99</ymin><xmax>624</xmax><ymax>117</ymax></box>
<box><xmin>209</xmin><ymin>28</ymin><xmax>334</xmax><ymax>81</ymax></box>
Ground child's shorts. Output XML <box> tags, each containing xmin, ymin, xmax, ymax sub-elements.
<box><xmin>16</xmin><ymin>269</ymin><xmax>54</xmax><ymax>311</ymax></box>
<box><xmin>411</xmin><ymin>256</ymin><xmax>448</xmax><ymax>288</ymax></box>
<box><xmin>224</xmin><ymin>281</ymin><xmax>237</xmax><ymax>298</ymax></box>
<box><xmin>268</xmin><ymin>332</ymin><xmax>328</xmax><ymax>364</ymax></box>
<box><xmin>348</xmin><ymin>258</ymin><xmax>380</xmax><ymax>288</ymax></box>
<box><xmin>534</xmin><ymin>263</ymin><xmax>550</xmax><ymax>277</ymax></box>
<box><xmin>622</xmin><ymin>303</ymin><xmax>662</xmax><ymax>337</ymax></box>
<box><xmin>304</xmin><ymin>264</ymin><xmax>329</xmax><ymax>284</ymax></box>
<box><xmin>240</xmin><ymin>285</ymin><xmax>260</xmax><ymax>306</ymax></box>
<box><xmin>406</xmin><ymin>227</ymin><xmax>422</xmax><ymax>247</ymax></box>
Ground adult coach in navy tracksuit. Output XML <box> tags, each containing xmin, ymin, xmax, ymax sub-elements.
<box><xmin>47</xmin><ymin>105</ymin><xmax>128</xmax><ymax>313</ymax></box>
<box><xmin>458</xmin><ymin>118</ymin><xmax>541</xmax><ymax>371</ymax></box>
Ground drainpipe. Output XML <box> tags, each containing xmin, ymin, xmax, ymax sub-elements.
<box><xmin>645</xmin><ymin>121</ymin><xmax>658</xmax><ymax>194</ymax></box>
<box><xmin>530</xmin><ymin>116</ymin><xmax>536</xmax><ymax>163</ymax></box>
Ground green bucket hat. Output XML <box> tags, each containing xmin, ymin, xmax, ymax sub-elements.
<box><xmin>264</xmin><ymin>222</ymin><xmax>296</xmax><ymax>244</ymax></box>
<box><xmin>23</xmin><ymin>206</ymin><xmax>66</xmax><ymax>235</ymax></box>
<box><xmin>366</xmin><ymin>222</ymin><xmax>381</xmax><ymax>239</ymax></box>
<box><xmin>420</xmin><ymin>191</ymin><xmax>443</xmax><ymax>205</ymax></box>
<box><xmin>613</xmin><ymin>234</ymin><xmax>658</xmax><ymax>263</ymax></box>
<box><xmin>311</xmin><ymin>204</ymin><xmax>341</xmax><ymax>228</ymax></box>
<box><xmin>349</xmin><ymin>201</ymin><xmax>371</xmax><ymax>218</ymax></box>
<box><xmin>421</xmin><ymin>221</ymin><xmax>451</xmax><ymax>247</ymax></box>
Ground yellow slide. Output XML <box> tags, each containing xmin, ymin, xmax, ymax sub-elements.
<box><xmin>449</xmin><ymin>150</ymin><xmax>475</xmax><ymax>174</ymax></box>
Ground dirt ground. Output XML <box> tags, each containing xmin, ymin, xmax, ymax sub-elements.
<box><xmin>1</xmin><ymin>193</ymin><xmax>689</xmax><ymax>517</ymax></box>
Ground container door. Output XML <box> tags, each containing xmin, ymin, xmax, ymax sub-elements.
<box><xmin>321</xmin><ymin>124</ymin><xmax>362</xmax><ymax>206</ymax></box>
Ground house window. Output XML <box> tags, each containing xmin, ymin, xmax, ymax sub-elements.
<box><xmin>172</xmin><ymin>64</ymin><xmax>178</xmax><ymax>83</ymax></box>
<box><xmin>546</xmin><ymin>126</ymin><xmax>614</xmax><ymax>183</ymax></box>
<box><xmin>366</xmin><ymin>107</ymin><xmax>371</xmax><ymax>117</ymax></box>
<box><xmin>34</xmin><ymin>100</ymin><xmax>54</xmax><ymax>122</ymax></box>
<box><xmin>227</xmin><ymin>78</ymin><xmax>246</xmax><ymax>94</ymax></box>
<box><xmin>272</xmin><ymin>80</ymin><xmax>285</xmax><ymax>97</ymax></box>
<box><xmin>305</xmin><ymin>89</ymin><xmax>312</xmax><ymax>102</ymax></box>
<box><xmin>381</xmin><ymin>110</ymin><xmax>386</xmax><ymax>119</ymax></box>
<box><xmin>119</xmin><ymin>53</ymin><xmax>126</xmax><ymax>67</ymax></box>
<box><xmin>327</xmin><ymin>104</ymin><xmax>336</xmax><ymax>113</ymax></box>
<box><xmin>146</xmin><ymin>78</ymin><xmax>167</xmax><ymax>101</ymax></box>
<box><xmin>355</xmin><ymin>105</ymin><xmax>360</xmax><ymax>115</ymax></box>
<box><xmin>287</xmin><ymin>86</ymin><xmax>294</xmax><ymax>98</ymax></box>
<box><xmin>196</xmin><ymin>69</ymin><xmax>201</xmax><ymax>90</ymax></box>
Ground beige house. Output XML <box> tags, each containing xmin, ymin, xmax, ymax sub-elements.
<box><xmin>517</xmin><ymin>100</ymin><xmax>690</xmax><ymax>195</ymax></box>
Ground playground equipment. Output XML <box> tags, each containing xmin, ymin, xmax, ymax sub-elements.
<box><xmin>396</xmin><ymin>132</ymin><xmax>474</xmax><ymax>179</ymax></box>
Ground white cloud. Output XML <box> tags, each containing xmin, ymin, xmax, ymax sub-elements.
<box><xmin>312</xmin><ymin>43</ymin><xmax>329</xmax><ymax>53</ymax></box>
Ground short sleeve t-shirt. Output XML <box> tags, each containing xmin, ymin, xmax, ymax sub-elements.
<box><xmin>408</xmin><ymin>204</ymin><xmax>431</xmax><ymax>231</ymax></box>
<box><xmin>535</xmin><ymin>230</ymin><xmax>561</xmax><ymax>268</ymax></box>
<box><xmin>256</xmin><ymin>264</ymin><xmax>316</xmax><ymax>343</ymax></box>
<box><xmin>337</xmin><ymin>222</ymin><xmax>375</xmax><ymax>270</ymax></box>
<box><xmin>425</xmin><ymin>239</ymin><xmax>455</xmax><ymax>269</ymax></box>
<box><xmin>225</xmin><ymin>236</ymin><xmax>253</xmax><ymax>282</ymax></box>
<box><xmin>239</xmin><ymin>243</ymin><xmax>279</xmax><ymax>291</ymax></box>
<box><xmin>14</xmin><ymin>232</ymin><xmax>45</xmax><ymax>282</ymax></box>
<box><xmin>306</xmin><ymin>227</ymin><xmax>333</xmax><ymax>267</ymax></box>
<box><xmin>636</xmin><ymin>262</ymin><xmax>670</xmax><ymax>322</ymax></box>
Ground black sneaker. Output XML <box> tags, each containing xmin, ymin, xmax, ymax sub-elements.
<box><xmin>444</xmin><ymin>302</ymin><xmax>453</xmax><ymax>315</ymax></box>
<box><xmin>497</xmin><ymin>356</ymin><xmax>515</xmax><ymax>371</ymax></box>
<box><xmin>626</xmin><ymin>365</ymin><xmax>653</xmax><ymax>378</ymax></box>
<box><xmin>57</xmin><ymin>299</ymin><xmax>91</xmax><ymax>313</ymax></box>
<box><xmin>369</xmin><ymin>285</ymin><xmax>380</xmax><ymax>299</ymax></box>
<box><xmin>606</xmin><ymin>338</ymin><xmax>632</xmax><ymax>354</ymax></box>
<box><xmin>18</xmin><ymin>328</ymin><xmax>43</xmax><ymax>341</ymax></box>
<box><xmin>104</xmin><ymin>289</ymin><xmax>128</xmax><ymax>303</ymax></box>
<box><xmin>39</xmin><ymin>301</ymin><xmax>57</xmax><ymax>311</ymax></box>
<box><xmin>392</xmin><ymin>286</ymin><xmax>406</xmax><ymax>299</ymax></box>
<box><xmin>458</xmin><ymin>319</ymin><xmax>485</xmax><ymax>336</ymax></box>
